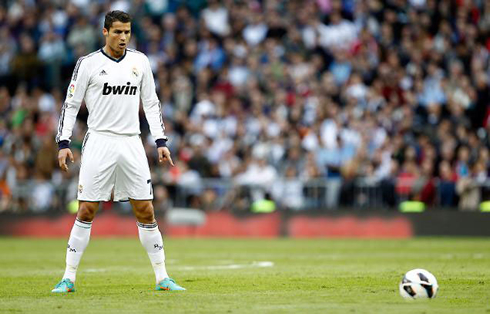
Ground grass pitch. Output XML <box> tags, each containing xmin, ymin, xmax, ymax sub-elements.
<box><xmin>0</xmin><ymin>237</ymin><xmax>489</xmax><ymax>313</ymax></box>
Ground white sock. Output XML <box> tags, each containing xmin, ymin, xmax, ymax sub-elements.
<box><xmin>137</xmin><ymin>221</ymin><xmax>169</xmax><ymax>283</ymax></box>
<box><xmin>62</xmin><ymin>218</ymin><xmax>92</xmax><ymax>282</ymax></box>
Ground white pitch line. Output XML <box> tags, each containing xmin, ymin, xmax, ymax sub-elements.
<box><xmin>80</xmin><ymin>261</ymin><xmax>274</xmax><ymax>273</ymax></box>
<box><xmin>85</xmin><ymin>268</ymin><xmax>107</xmax><ymax>273</ymax></box>
<box><xmin>175</xmin><ymin>261</ymin><xmax>274</xmax><ymax>271</ymax></box>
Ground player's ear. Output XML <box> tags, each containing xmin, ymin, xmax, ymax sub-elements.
<box><xmin>103</xmin><ymin>28</ymin><xmax>109</xmax><ymax>37</ymax></box>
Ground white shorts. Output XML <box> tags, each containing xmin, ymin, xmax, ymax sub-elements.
<box><xmin>77</xmin><ymin>131</ymin><xmax>153</xmax><ymax>202</ymax></box>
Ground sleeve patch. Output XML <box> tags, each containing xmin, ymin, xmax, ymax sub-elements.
<box><xmin>68</xmin><ymin>84</ymin><xmax>75</xmax><ymax>98</ymax></box>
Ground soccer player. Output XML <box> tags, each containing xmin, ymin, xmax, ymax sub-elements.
<box><xmin>52</xmin><ymin>11</ymin><xmax>185</xmax><ymax>292</ymax></box>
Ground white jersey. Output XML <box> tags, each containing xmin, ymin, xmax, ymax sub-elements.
<box><xmin>56</xmin><ymin>48</ymin><xmax>166</xmax><ymax>143</ymax></box>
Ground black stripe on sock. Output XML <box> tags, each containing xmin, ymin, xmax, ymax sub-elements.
<box><xmin>137</xmin><ymin>221</ymin><xmax>158</xmax><ymax>229</ymax></box>
<box><xmin>76</xmin><ymin>218</ymin><xmax>92</xmax><ymax>225</ymax></box>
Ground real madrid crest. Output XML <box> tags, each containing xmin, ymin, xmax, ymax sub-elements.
<box><xmin>132</xmin><ymin>67</ymin><xmax>139</xmax><ymax>78</ymax></box>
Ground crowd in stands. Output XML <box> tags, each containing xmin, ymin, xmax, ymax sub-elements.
<box><xmin>0</xmin><ymin>0</ymin><xmax>490</xmax><ymax>213</ymax></box>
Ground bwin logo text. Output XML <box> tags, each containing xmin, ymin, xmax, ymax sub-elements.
<box><xmin>103</xmin><ymin>82</ymin><xmax>137</xmax><ymax>95</ymax></box>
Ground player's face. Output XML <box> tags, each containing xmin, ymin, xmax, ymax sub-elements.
<box><xmin>103</xmin><ymin>21</ymin><xmax>131</xmax><ymax>57</ymax></box>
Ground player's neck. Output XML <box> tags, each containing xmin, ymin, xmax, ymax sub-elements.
<box><xmin>103</xmin><ymin>45</ymin><xmax>125</xmax><ymax>60</ymax></box>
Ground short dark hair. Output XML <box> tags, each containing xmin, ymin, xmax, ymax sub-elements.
<box><xmin>104</xmin><ymin>10</ymin><xmax>132</xmax><ymax>31</ymax></box>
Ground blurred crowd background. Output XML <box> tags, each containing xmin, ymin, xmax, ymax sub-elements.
<box><xmin>1</xmin><ymin>0</ymin><xmax>490</xmax><ymax>213</ymax></box>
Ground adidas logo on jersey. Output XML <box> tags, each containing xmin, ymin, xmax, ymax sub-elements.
<box><xmin>102</xmin><ymin>82</ymin><xmax>137</xmax><ymax>95</ymax></box>
<box><xmin>99</xmin><ymin>70</ymin><xmax>108</xmax><ymax>76</ymax></box>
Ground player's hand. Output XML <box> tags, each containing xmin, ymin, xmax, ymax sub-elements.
<box><xmin>58</xmin><ymin>148</ymin><xmax>74</xmax><ymax>172</ymax></box>
<box><xmin>158</xmin><ymin>147</ymin><xmax>174</xmax><ymax>166</ymax></box>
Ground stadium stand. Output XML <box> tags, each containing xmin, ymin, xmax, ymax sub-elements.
<box><xmin>0</xmin><ymin>0</ymin><xmax>489</xmax><ymax>213</ymax></box>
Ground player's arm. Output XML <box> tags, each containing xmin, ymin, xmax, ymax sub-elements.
<box><xmin>140</xmin><ymin>56</ymin><xmax>174</xmax><ymax>166</ymax></box>
<box><xmin>56</xmin><ymin>57</ymin><xmax>90</xmax><ymax>172</ymax></box>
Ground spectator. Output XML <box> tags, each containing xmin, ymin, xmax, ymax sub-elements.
<box><xmin>272</xmin><ymin>166</ymin><xmax>304</xmax><ymax>210</ymax></box>
<box><xmin>66</xmin><ymin>15</ymin><xmax>96</xmax><ymax>55</ymax></box>
<box><xmin>201</xmin><ymin>0</ymin><xmax>230</xmax><ymax>37</ymax></box>
<box><xmin>11</xmin><ymin>34</ymin><xmax>41</xmax><ymax>89</ymax></box>
<box><xmin>38</xmin><ymin>31</ymin><xmax>65</xmax><ymax>89</ymax></box>
<box><xmin>243</xmin><ymin>14</ymin><xmax>268</xmax><ymax>47</ymax></box>
<box><xmin>439</xmin><ymin>161</ymin><xmax>457</xmax><ymax>207</ymax></box>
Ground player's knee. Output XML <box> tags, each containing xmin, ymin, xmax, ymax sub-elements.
<box><xmin>77</xmin><ymin>202</ymin><xmax>98</xmax><ymax>222</ymax></box>
<box><xmin>135</xmin><ymin>203</ymin><xmax>155</xmax><ymax>224</ymax></box>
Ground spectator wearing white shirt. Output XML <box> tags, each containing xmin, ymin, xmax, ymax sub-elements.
<box><xmin>201</xmin><ymin>0</ymin><xmax>230</xmax><ymax>37</ymax></box>
<box><xmin>243</xmin><ymin>15</ymin><xmax>268</xmax><ymax>47</ymax></box>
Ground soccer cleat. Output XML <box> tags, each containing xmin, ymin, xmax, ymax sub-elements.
<box><xmin>51</xmin><ymin>278</ymin><xmax>75</xmax><ymax>293</ymax></box>
<box><xmin>155</xmin><ymin>278</ymin><xmax>186</xmax><ymax>291</ymax></box>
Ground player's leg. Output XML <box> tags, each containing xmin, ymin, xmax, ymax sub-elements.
<box><xmin>63</xmin><ymin>202</ymin><xmax>99</xmax><ymax>281</ymax></box>
<box><xmin>130</xmin><ymin>199</ymin><xmax>167</xmax><ymax>281</ymax></box>
<box><xmin>130</xmin><ymin>199</ymin><xmax>185</xmax><ymax>291</ymax></box>
<box><xmin>52</xmin><ymin>201</ymin><xmax>99</xmax><ymax>293</ymax></box>
<box><xmin>115</xmin><ymin>135</ymin><xmax>184</xmax><ymax>290</ymax></box>
<box><xmin>53</xmin><ymin>132</ymin><xmax>117</xmax><ymax>292</ymax></box>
